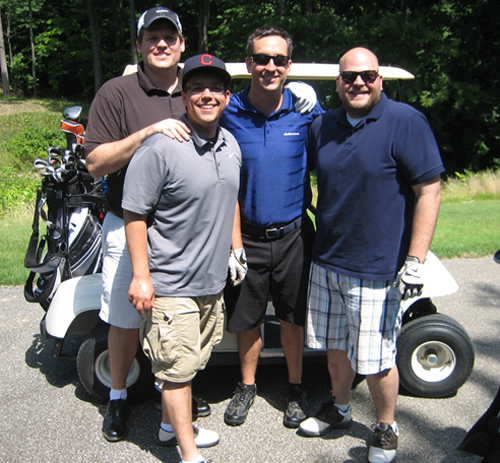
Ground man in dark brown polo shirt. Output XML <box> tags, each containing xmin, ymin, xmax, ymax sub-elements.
<box><xmin>85</xmin><ymin>6</ymin><xmax>197</xmax><ymax>443</ymax></box>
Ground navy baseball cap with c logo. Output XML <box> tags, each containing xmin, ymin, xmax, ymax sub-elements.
<box><xmin>182</xmin><ymin>54</ymin><xmax>232</xmax><ymax>89</ymax></box>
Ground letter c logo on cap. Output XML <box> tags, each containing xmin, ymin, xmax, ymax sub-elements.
<box><xmin>200</xmin><ymin>54</ymin><xmax>213</xmax><ymax>66</ymax></box>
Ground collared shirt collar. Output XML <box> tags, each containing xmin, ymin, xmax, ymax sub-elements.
<box><xmin>237</xmin><ymin>85</ymin><xmax>294</xmax><ymax>116</ymax></box>
<box><xmin>180</xmin><ymin>114</ymin><xmax>227</xmax><ymax>151</ymax></box>
<box><xmin>136</xmin><ymin>62</ymin><xmax>183</xmax><ymax>96</ymax></box>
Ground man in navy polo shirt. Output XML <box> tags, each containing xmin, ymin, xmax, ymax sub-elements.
<box><xmin>221</xmin><ymin>26</ymin><xmax>324</xmax><ymax>429</ymax></box>
<box><xmin>298</xmin><ymin>47</ymin><xmax>443</xmax><ymax>463</ymax></box>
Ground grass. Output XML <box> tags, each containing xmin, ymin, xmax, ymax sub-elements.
<box><xmin>433</xmin><ymin>200</ymin><xmax>500</xmax><ymax>258</ymax></box>
<box><xmin>0</xmin><ymin>214</ymin><xmax>33</xmax><ymax>286</ymax></box>
<box><xmin>432</xmin><ymin>170</ymin><xmax>500</xmax><ymax>257</ymax></box>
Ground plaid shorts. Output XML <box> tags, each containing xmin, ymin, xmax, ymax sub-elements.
<box><xmin>306</xmin><ymin>262</ymin><xmax>403</xmax><ymax>375</ymax></box>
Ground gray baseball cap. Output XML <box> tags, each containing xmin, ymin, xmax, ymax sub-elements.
<box><xmin>137</xmin><ymin>7</ymin><xmax>182</xmax><ymax>35</ymax></box>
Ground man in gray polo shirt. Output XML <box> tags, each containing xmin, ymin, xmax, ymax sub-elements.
<box><xmin>122</xmin><ymin>55</ymin><xmax>242</xmax><ymax>463</ymax></box>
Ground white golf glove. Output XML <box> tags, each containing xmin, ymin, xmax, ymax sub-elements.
<box><xmin>287</xmin><ymin>81</ymin><xmax>318</xmax><ymax>114</ymax></box>
<box><xmin>398</xmin><ymin>256</ymin><xmax>425</xmax><ymax>300</ymax></box>
<box><xmin>229</xmin><ymin>248</ymin><xmax>248</xmax><ymax>286</ymax></box>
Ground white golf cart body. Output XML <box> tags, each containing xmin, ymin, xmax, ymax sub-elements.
<box><xmin>45</xmin><ymin>251</ymin><xmax>459</xmax><ymax>354</ymax></box>
<box><xmin>40</xmin><ymin>63</ymin><xmax>474</xmax><ymax>401</ymax></box>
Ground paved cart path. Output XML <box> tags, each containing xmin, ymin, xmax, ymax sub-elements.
<box><xmin>1</xmin><ymin>256</ymin><xmax>499</xmax><ymax>463</ymax></box>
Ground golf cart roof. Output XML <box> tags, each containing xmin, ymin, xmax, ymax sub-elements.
<box><xmin>122</xmin><ymin>62</ymin><xmax>414</xmax><ymax>80</ymax></box>
<box><xmin>224</xmin><ymin>62</ymin><xmax>414</xmax><ymax>80</ymax></box>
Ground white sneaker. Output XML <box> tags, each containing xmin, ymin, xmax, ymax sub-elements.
<box><xmin>368</xmin><ymin>422</ymin><xmax>398</xmax><ymax>463</ymax></box>
<box><xmin>298</xmin><ymin>398</ymin><xmax>352</xmax><ymax>437</ymax></box>
<box><xmin>158</xmin><ymin>425</ymin><xmax>219</xmax><ymax>448</ymax></box>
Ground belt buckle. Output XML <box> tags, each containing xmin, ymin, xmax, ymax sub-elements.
<box><xmin>265</xmin><ymin>227</ymin><xmax>283</xmax><ymax>240</ymax></box>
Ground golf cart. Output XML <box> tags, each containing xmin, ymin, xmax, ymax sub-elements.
<box><xmin>31</xmin><ymin>62</ymin><xmax>475</xmax><ymax>403</ymax></box>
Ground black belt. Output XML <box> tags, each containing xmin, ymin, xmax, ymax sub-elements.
<box><xmin>242</xmin><ymin>216</ymin><xmax>303</xmax><ymax>240</ymax></box>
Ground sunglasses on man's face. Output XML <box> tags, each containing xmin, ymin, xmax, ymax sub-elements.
<box><xmin>339</xmin><ymin>70</ymin><xmax>379</xmax><ymax>85</ymax></box>
<box><xmin>186</xmin><ymin>84</ymin><xmax>227</xmax><ymax>95</ymax></box>
<box><xmin>251</xmin><ymin>54</ymin><xmax>289</xmax><ymax>67</ymax></box>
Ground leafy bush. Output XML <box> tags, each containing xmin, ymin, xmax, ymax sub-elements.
<box><xmin>6</xmin><ymin>117</ymin><xmax>66</xmax><ymax>169</ymax></box>
<box><xmin>0</xmin><ymin>166</ymin><xmax>38</xmax><ymax>217</ymax></box>
<box><xmin>441</xmin><ymin>169</ymin><xmax>500</xmax><ymax>203</ymax></box>
<box><xmin>0</xmin><ymin>99</ymin><xmax>84</xmax><ymax>218</ymax></box>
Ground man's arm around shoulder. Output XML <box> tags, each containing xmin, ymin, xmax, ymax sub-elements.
<box><xmin>86</xmin><ymin>119</ymin><xmax>192</xmax><ymax>178</ymax></box>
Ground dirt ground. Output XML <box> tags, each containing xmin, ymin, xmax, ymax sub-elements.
<box><xmin>0</xmin><ymin>99</ymin><xmax>52</xmax><ymax>116</ymax></box>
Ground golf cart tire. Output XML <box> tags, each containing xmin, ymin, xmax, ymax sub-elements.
<box><xmin>76</xmin><ymin>327</ymin><xmax>154</xmax><ymax>403</ymax></box>
<box><xmin>397</xmin><ymin>313</ymin><xmax>474</xmax><ymax>398</ymax></box>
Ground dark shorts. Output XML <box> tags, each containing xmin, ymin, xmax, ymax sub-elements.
<box><xmin>225</xmin><ymin>215</ymin><xmax>315</xmax><ymax>333</ymax></box>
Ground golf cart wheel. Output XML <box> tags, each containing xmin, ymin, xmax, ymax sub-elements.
<box><xmin>397</xmin><ymin>313</ymin><xmax>474</xmax><ymax>398</ymax></box>
<box><xmin>76</xmin><ymin>327</ymin><xmax>154</xmax><ymax>403</ymax></box>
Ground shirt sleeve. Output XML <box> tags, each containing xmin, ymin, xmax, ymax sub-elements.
<box><xmin>84</xmin><ymin>79</ymin><xmax>126</xmax><ymax>156</ymax></box>
<box><xmin>307</xmin><ymin>114</ymin><xmax>325</xmax><ymax>172</ymax></box>
<box><xmin>122</xmin><ymin>141</ymin><xmax>167</xmax><ymax>215</ymax></box>
<box><xmin>395</xmin><ymin>111</ymin><xmax>444</xmax><ymax>185</ymax></box>
<box><xmin>312</xmin><ymin>100</ymin><xmax>326</xmax><ymax>118</ymax></box>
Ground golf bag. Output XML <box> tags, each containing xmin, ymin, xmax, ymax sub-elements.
<box><xmin>24</xmin><ymin>107</ymin><xmax>105</xmax><ymax>310</ymax></box>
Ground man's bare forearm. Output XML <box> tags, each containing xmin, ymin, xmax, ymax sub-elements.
<box><xmin>231</xmin><ymin>201</ymin><xmax>243</xmax><ymax>250</ymax></box>
<box><xmin>408</xmin><ymin>175</ymin><xmax>441</xmax><ymax>262</ymax></box>
<box><xmin>124</xmin><ymin>210</ymin><xmax>155</xmax><ymax>314</ymax></box>
<box><xmin>86</xmin><ymin>119</ymin><xmax>191</xmax><ymax>178</ymax></box>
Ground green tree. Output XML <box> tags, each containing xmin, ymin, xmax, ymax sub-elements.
<box><xmin>2</xmin><ymin>0</ymin><xmax>499</xmax><ymax>173</ymax></box>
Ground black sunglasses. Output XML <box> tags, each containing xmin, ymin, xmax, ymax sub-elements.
<box><xmin>186</xmin><ymin>84</ymin><xmax>227</xmax><ymax>95</ymax></box>
<box><xmin>251</xmin><ymin>54</ymin><xmax>289</xmax><ymax>67</ymax></box>
<box><xmin>339</xmin><ymin>70</ymin><xmax>379</xmax><ymax>85</ymax></box>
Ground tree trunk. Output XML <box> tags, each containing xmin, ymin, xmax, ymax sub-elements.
<box><xmin>88</xmin><ymin>0</ymin><xmax>103</xmax><ymax>93</ymax></box>
<box><xmin>28</xmin><ymin>0</ymin><xmax>37</xmax><ymax>97</ymax></box>
<box><xmin>198</xmin><ymin>0</ymin><xmax>210</xmax><ymax>53</ymax></box>
<box><xmin>305</xmin><ymin>0</ymin><xmax>312</xmax><ymax>15</ymax></box>
<box><xmin>0</xmin><ymin>11</ymin><xmax>10</xmax><ymax>97</ymax></box>
<box><xmin>3</xmin><ymin>9</ymin><xmax>16</xmax><ymax>94</ymax></box>
<box><xmin>129</xmin><ymin>0</ymin><xmax>137</xmax><ymax>64</ymax></box>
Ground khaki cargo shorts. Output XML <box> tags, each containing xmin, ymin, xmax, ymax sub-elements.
<box><xmin>140</xmin><ymin>292</ymin><xmax>225</xmax><ymax>384</ymax></box>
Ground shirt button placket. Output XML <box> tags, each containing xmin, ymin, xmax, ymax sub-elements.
<box><xmin>212</xmin><ymin>146</ymin><xmax>221</xmax><ymax>180</ymax></box>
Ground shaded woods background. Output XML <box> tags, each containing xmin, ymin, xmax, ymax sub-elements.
<box><xmin>2</xmin><ymin>0</ymin><xmax>499</xmax><ymax>174</ymax></box>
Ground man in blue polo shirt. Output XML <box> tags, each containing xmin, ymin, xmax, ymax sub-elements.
<box><xmin>298</xmin><ymin>47</ymin><xmax>444</xmax><ymax>463</ymax></box>
<box><xmin>220</xmin><ymin>26</ymin><xmax>324</xmax><ymax>429</ymax></box>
